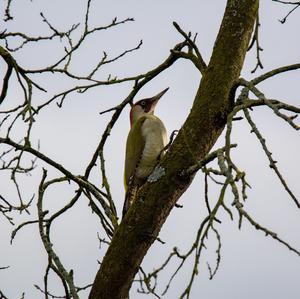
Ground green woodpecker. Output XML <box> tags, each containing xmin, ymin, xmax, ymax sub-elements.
<box><xmin>123</xmin><ymin>88</ymin><xmax>169</xmax><ymax>217</ymax></box>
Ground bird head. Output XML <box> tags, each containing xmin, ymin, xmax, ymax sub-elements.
<box><xmin>130</xmin><ymin>87</ymin><xmax>169</xmax><ymax>126</ymax></box>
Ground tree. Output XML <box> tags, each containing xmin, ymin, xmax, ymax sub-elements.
<box><xmin>1</xmin><ymin>0</ymin><xmax>300</xmax><ymax>298</ymax></box>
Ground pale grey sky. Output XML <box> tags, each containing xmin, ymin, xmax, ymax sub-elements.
<box><xmin>1</xmin><ymin>1</ymin><xmax>300</xmax><ymax>298</ymax></box>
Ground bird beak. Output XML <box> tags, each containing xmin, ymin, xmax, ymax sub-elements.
<box><xmin>152</xmin><ymin>87</ymin><xmax>169</xmax><ymax>102</ymax></box>
<box><xmin>149</xmin><ymin>87</ymin><xmax>169</xmax><ymax>108</ymax></box>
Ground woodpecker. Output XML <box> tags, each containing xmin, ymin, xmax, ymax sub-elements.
<box><xmin>123</xmin><ymin>88</ymin><xmax>168</xmax><ymax>217</ymax></box>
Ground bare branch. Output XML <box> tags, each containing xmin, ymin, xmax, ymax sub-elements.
<box><xmin>252</xmin><ymin>63</ymin><xmax>300</xmax><ymax>85</ymax></box>
<box><xmin>4</xmin><ymin>0</ymin><xmax>14</xmax><ymax>21</ymax></box>
<box><xmin>172</xmin><ymin>21</ymin><xmax>207</xmax><ymax>74</ymax></box>
<box><xmin>207</xmin><ymin>225</ymin><xmax>221</xmax><ymax>280</ymax></box>
<box><xmin>248</xmin><ymin>13</ymin><xmax>264</xmax><ymax>73</ymax></box>
<box><xmin>243</xmin><ymin>108</ymin><xmax>300</xmax><ymax>208</ymax></box>
<box><xmin>182</xmin><ymin>144</ymin><xmax>238</xmax><ymax>176</ymax></box>
<box><xmin>88</xmin><ymin>40</ymin><xmax>143</xmax><ymax>79</ymax></box>
<box><xmin>37</xmin><ymin>169</ymin><xmax>79</xmax><ymax>299</ymax></box>
<box><xmin>272</xmin><ymin>0</ymin><xmax>300</xmax><ymax>23</ymax></box>
<box><xmin>236</xmin><ymin>203</ymin><xmax>300</xmax><ymax>256</ymax></box>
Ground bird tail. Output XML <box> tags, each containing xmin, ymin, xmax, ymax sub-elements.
<box><xmin>122</xmin><ymin>184</ymin><xmax>138</xmax><ymax>218</ymax></box>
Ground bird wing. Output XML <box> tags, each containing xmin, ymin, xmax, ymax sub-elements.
<box><xmin>124</xmin><ymin>116</ymin><xmax>146</xmax><ymax>190</ymax></box>
<box><xmin>137</xmin><ymin>116</ymin><xmax>167</xmax><ymax>177</ymax></box>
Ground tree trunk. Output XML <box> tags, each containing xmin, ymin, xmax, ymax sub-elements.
<box><xmin>89</xmin><ymin>0</ymin><xmax>259</xmax><ymax>298</ymax></box>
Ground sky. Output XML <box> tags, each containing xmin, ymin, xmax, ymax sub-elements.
<box><xmin>1</xmin><ymin>1</ymin><xmax>300</xmax><ymax>298</ymax></box>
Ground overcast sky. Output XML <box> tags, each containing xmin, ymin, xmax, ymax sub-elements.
<box><xmin>1</xmin><ymin>1</ymin><xmax>300</xmax><ymax>298</ymax></box>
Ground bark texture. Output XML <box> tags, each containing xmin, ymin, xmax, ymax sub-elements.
<box><xmin>89</xmin><ymin>1</ymin><xmax>259</xmax><ymax>298</ymax></box>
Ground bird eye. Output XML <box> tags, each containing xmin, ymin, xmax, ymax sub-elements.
<box><xmin>140</xmin><ymin>100</ymin><xmax>146</xmax><ymax>107</ymax></box>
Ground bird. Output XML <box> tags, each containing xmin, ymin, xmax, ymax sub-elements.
<box><xmin>122</xmin><ymin>88</ymin><xmax>169</xmax><ymax>217</ymax></box>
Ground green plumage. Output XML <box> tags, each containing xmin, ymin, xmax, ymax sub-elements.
<box><xmin>124</xmin><ymin>116</ymin><xmax>147</xmax><ymax>190</ymax></box>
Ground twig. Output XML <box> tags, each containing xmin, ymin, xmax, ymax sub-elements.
<box><xmin>173</xmin><ymin>22</ymin><xmax>207</xmax><ymax>73</ymax></box>
<box><xmin>243</xmin><ymin>108</ymin><xmax>300</xmax><ymax>208</ymax></box>
<box><xmin>4</xmin><ymin>0</ymin><xmax>14</xmax><ymax>21</ymax></box>
<box><xmin>182</xmin><ymin>144</ymin><xmax>238</xmax><ymax>176</ymax></box>
<box><xmin>272</xmin><ymin>0</ymin><xmax>300</xmax><ymax>23</ymax></box>
<box><xmin>247</xmin><ymin>13</ymin><xmax>264</xmax><ymax>73</ymax></box>
<box><xmin>37</xmin><ymin>169</ymin><xmax>79</xmax><ymax>299</ymax></box>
